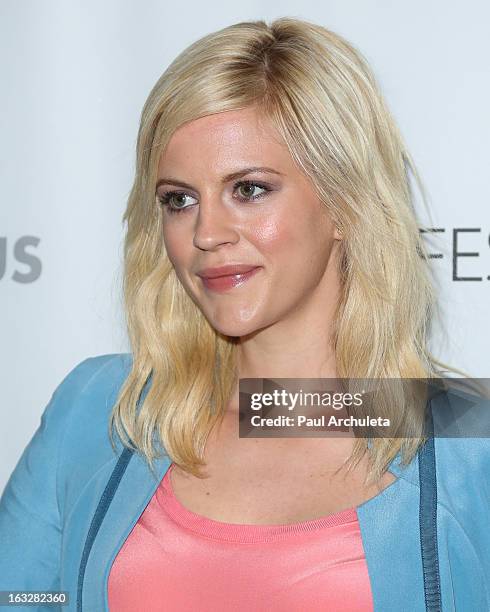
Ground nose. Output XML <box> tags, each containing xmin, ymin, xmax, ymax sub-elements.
<box><xmin>193</xmin><ymin>195</ymin><xmax>240</xmax><ymax>251</ymax></box>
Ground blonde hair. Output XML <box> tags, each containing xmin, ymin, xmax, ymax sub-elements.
<box><xmin>109</xmin><ymin>16</ymin><xmax>469</xmax><ymax>486</ymax></box>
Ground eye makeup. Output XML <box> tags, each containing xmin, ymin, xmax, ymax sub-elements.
<box><xmin>157</xmin><ymin>179</ymin><xmax>274</xmax><ymax>214</ymax></box>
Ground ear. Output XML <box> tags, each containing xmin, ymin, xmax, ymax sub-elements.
<box><xmin>334</xmin><ymin>224</ymin><xmax>343</xmax><ymax>240</ymax></box>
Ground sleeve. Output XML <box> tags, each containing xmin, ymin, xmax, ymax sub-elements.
<box><xmin>0</xmin><ymin>357</ymin><xmax>107</xmax><ymax>610</ymax></box>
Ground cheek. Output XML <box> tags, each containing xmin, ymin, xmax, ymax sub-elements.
<box><xmin>162</xmin><ymin>226</ymin><xmax>187</xmax><ymax>268</ymax></box>
<box><xmin>248</xmin><ymin>207</ymin><xmax>332</xmax><ymax>280</ymax></box>
<box><xmin>248</xmin><ymin>213</ymin><xmax>295</xmax><ymax>256</ymax></box>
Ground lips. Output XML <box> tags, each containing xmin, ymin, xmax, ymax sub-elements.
<box><xmin>196</xmin><ymin>264</ymin><xmax>260</xmax><ymax>279</ymax></box>
<box><xmin>196</xmin><ymin>264</ymin><xmax>261</xmax><ymax>292</ymax></box>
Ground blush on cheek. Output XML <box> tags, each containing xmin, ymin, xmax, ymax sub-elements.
<box><xmin>252</xmin><ymin>218</ymin><xmax>288</xmax><ymax>244</ymax></box>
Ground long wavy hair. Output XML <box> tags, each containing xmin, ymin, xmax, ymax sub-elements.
<box><xmin>109</xmin><ymin>16</ymin><xmax>468</xmax><ymax>486</ymax></box>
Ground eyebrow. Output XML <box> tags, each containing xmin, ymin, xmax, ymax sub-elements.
<box><xmin>155</xmin><ymin>166</ymin><xmax>284</xmax><ymax>191</ymax></box>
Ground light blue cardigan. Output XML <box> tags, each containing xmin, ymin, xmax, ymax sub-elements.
<box><xmin>0</xmin><ymin>354</ymin><xmax>489</xmax><ymax>611</ymax></box>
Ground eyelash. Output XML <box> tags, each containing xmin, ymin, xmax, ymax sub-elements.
<box><xmin>157</xmin><ymin>180</ymin><xmax>272</xmax><ymax>214</ymax></box>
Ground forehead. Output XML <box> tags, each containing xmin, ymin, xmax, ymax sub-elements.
<box><xmin>157</xmin><ymin>107</ymin><xmax>292</xmax><ymax>174</ymax></box>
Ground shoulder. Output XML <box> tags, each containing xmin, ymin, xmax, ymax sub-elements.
<box><xmin>48</xmin><ymin>353</ymin><xmax>133</xmax><ymax>417</ymax></box>
<box><xmin>0</xmin><ymin>353</ymin><xmax>135</xmax><ymax>534</ymax></box>
<box><xmin>432</xmin><ymin>385</ymin><xmax>490</xmax><ymax>471</ymax></box>
<box><xmin>430</xmin><ymin>386</ymin><xmax>490</xmax><ymax>514</ymax></box>
<box><xmin>43</xmin><ymin>353</ymin><xmax>134</xmax><ymax>462</ymax></box>
<box><xmin>392</xmin><ymin>386</ymin><xmax>490</xmax><ymax>498</ymax></box>
<box><xmin>44</xmin><ymin>353</ymin><xmax>137</xmax><ymax>510</ymax></box>
<box><xmin>53</xmin><ymin>353</ymin><xmax>133</xmax><ymax>402</ymax></box>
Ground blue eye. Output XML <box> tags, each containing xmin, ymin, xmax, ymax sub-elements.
<box><xmin>157</xmin><ymin>179</ymin><xmax>272</xmax><ymax>215</ymax></box>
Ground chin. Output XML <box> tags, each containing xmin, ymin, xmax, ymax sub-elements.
<box><xmin>210</xmin><ymin>320</ymin><xmax>258</xmax><ymax>338</ymax></box>
<box><xmin>203</xmin><ymin>312</ymin><xmax>264</xmax><ymax>339</ymax></box>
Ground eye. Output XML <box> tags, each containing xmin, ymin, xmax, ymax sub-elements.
<box><xmin>233</xmin><ymin>180</ymin><xmax>272</xmax><ymax>201</ymax></box>
<box><xmin>157</xmin><ymin>191</ymin><xmax>198</xmax><ymax>214</ymax></box>
<box><xmin>156</xmin><ymin>179</ymin><xmax>272</xmax><ymax>214</ymax></box>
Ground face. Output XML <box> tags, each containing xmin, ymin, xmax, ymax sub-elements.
<box><xmin>156</xmin><ymin>106</ymin><xmax>342</xmax><ymax>338</ymax></box>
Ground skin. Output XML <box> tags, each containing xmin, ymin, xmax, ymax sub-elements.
<box><xmin>156</xmin><ymin>106</ymin><xmax>396</xmax><ymax>521</ymax></box>
<box><xmin>157</xmin><ymin>106</ymin><xmax>343</xmax><ymax>385</ymax></box>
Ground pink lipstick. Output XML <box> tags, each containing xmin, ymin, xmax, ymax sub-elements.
<box><xmin>196</xmin><ymin>264</ymin><xmax>261</xmax><ymax>293</ymax></box>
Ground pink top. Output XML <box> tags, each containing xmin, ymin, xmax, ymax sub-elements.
<box><xmin>108</xmin><ymin>463</ymin><xmax>374</xmax><ymax>611</ymax></box>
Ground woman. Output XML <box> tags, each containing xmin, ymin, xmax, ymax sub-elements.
<box><xmin>1</xmin><ymin>16</ymin><xmax>489</xmax><ymax>612</ymax></box>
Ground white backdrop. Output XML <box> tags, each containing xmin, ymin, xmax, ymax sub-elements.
<box><xmin>1</xmin><ymin>0</ymin><xmax>489</xmax><ymax>492</ymax></box>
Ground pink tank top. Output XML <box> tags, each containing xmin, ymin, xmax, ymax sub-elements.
<box><xmin>108</xmin><ymin>463</ymin><xmax>374</xmax><ymax>611</ymax></box>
